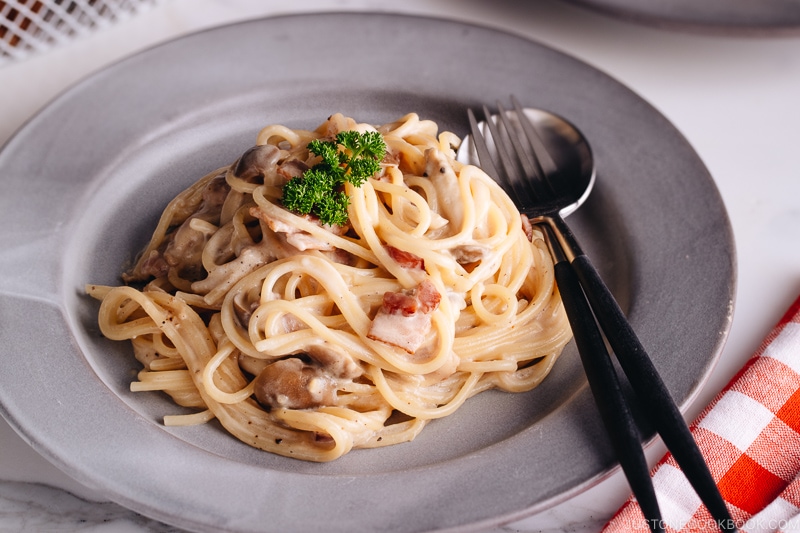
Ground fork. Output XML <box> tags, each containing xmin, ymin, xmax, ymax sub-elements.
<box><xmin>467</xmin><ymin>97</ymin><xmax>735</xmax><ymax>532</ymax></box>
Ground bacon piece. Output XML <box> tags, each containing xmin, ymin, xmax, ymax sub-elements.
<box><xmin>367</xmin><ymin>280</ymin><xmax>441</xmax><ymax>353</ymax></box>
<box><xmin>381</xmin><ymin>290</ymin><xmax>418</xmax><ymax>315</ymax></box>
<box><xmin>385</xmin><ymin>245</ymin><xmax>425</xmax><ymax>270</ymax></box>
<box><xmin>412</xmin><ymin>279</ymin><xmax>441</xmax><ymax>313</ymax></box>
<box><xmin>249</xmin><ymin>206</ymin><xmax>343</xmax><ymax>252</ymax></box>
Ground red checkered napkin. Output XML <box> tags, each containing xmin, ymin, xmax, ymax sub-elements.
<box><xmin>604</xmin><ymin>296</ymin><xmax>800</xmax><ymax>532</ymax></box>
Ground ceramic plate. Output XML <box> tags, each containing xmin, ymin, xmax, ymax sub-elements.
<box><xmin>561</xmin><ymin>0</ymin><xmax>800</xmax><ymax>33</ymax></box>
<box><xmin>0</xmin><ymin>12</ymin><xmax>735</xmax><ymax>533</ymax></box>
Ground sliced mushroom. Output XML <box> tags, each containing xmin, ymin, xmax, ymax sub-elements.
<box><xmin>306</xmin><ymin>343</ymin><xmax>363</xmax><ymax>380</ymax></box>
<box><xmin>425</xmin><ymin>148</ymin><xmax>462</xmax><ymax>233</ymax></box>
<box><xmin>232</xmin><ymin>144</ymin><xmax>281</xmax><ymax>184</ymax></box>
<box><xmin>190</xmin><ymin>245</ymin><xmax>274</xmax><ymax>302</ymax></box>
<box><xmin>253</xmin><ymin>358</ymin><xmax>337</xmax><ymax>410</ymax></box>
<box><xmin>160</xmin><ymin>175</ymin><xmax>231</xmax><ymax>281</ymax></box>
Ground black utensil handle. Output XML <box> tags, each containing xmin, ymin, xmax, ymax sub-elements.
<box><xmin>553</xmin><ymin>260</ymin><xmax>664</xmax><ymax>533</ymax></box>
<box><xmin>547</xmin><ymin>214</ymin><xmax>734</xmax><ymax>530</ymax></box>
<box><xmin>570</xmin><ymin>253</ymin><xmax>736</xmax><ymax>532</ymax></box>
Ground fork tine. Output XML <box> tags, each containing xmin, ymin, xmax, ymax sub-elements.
<box><xmin>480</xmin><ymin>104</ymin><xmax>533</xmax><ymax>205</ymax></box>
<box><xmin>495</xmin><ymin>100</ymin><xmax>542</xmax><ymax>203</ymax></box>
<box><xmin>511</xmin><ymin>95</ymin><xmax>558</xmax><ymax>178</ymax></box>
<box><xmin>481</xmin><ymin>104</ymin><xmax>516</xmax><ymax>181</ymax></box>
<box><xmin>496</xmin><ymin>100</ymin><xmax>539</xmax><ymax>181</ymax></box>
<box><xmin>467</xmin><ymin>108</ymin><xmax>499</xmax><ymax>177</ymax></box>
<box><xmin>510</xmin><ymin>95</ymin><xmax>562</xmax><ymax>199</ymax></box>
<box><xmin>468</xmin><ymin>106</ymin><xmax>516</xmax><ymax>198</ymax></box>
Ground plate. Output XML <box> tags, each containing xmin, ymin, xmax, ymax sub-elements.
<box><xmin>560</xmin><ymin>0</ymin><xmax>800</xmax><ymax>33</ymax></box>
<box><xmin>0</xmin><ymin>12</ymin><xmax>735</xmax><ymax>533</ymax></box>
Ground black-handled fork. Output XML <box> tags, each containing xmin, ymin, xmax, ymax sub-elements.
<box><xmin>543</xmin><ymin>223</ymin><xmax>664</xmax><ymax>532</ymax></box>
<box><xmin>465</xmin><ymin>97</ymin><xmax>735</xmax><ymax>532</ymax></box>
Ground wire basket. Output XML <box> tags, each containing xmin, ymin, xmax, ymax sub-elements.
<box><xmin>1</xmin><ymin>0</ymin><xmax>159</xmax><ymax>65</ymax></box>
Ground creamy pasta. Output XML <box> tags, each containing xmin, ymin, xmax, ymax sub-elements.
<box><xmin>87</xmin><ymin>113</ymin><xmax>572</xmax><ymax>461</ymax></box>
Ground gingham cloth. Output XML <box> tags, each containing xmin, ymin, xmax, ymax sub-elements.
<box><xmin>604</xmin><ymin>296</ymin><xmax>800</xmax><ymax>532</ymax></box>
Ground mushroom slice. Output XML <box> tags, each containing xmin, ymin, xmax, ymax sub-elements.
<box><xmin>232</xmin><ymin>144</ymin><xmax>281</xmax><ymax>185</ymax></box>
<box><xmin>253</xmin><ymin>358</ymin><xmax>337</xmax><ymax>411</ymax></box>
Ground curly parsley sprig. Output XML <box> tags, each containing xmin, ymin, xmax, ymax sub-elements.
<box><xmin>281</xmin><ymin>130</ymin><xmax>386</xmax><ymax>226</ymax></box>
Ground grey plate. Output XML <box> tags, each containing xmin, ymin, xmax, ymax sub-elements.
<box><xmin>0</xmin><ymin>12</ymin><xmax>735</xmax><ymax>533</ymax></box>
<box><xmin>561</xmin><ymin>0</ymin><xmax>800</xmax><ymax>33</ymax></box>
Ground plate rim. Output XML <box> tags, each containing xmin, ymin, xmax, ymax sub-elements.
<box><xmin>0</xmin><ymin>11</ymin><xmax>736</xmax><ymax>533</ymax></box>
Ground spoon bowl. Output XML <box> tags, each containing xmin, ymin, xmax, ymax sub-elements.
<box><xmin>463</xmin><ymin>98</ymin><xmax>735</xmax><ymax>532</ymax></box>
<box><xmin>457</xmin><ymin>105</ymin><xmax>596</xmax><ymax>221</ymax></box>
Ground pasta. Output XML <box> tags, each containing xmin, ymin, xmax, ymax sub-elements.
<box><xmin>87</xmin><ymin>113</ymin><xmax>572</xmax><ymax>462</ymax></box>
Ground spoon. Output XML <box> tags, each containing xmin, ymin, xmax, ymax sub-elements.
<box><xmin>458</xmin><ymin>99</ymin><xmax>734</xmax><ymax>532</ymax></box>
<box><xmin>459</xmin><ymin>103</ymin><xmax>665</xmax><ymax>531</ymax></box>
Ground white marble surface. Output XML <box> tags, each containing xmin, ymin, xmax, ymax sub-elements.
<box><xmin>1</xmin><ymin>0</ymin><xmax>799</xmax><ymax>531</ymax></box>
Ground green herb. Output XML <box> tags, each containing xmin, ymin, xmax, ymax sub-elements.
<box><xmin>281</xmin><ymin>130</ymin><xmax>386</xmax><ymax>226</ymax></box>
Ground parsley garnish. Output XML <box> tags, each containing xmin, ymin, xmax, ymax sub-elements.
<box><xmin>281</xmin><ymin>130</ymin><xmax>386</xmax><ymax>226</ymax></box>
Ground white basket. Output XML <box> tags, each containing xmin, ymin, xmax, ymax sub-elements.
<box><xmin>1</xmin><ymin>0</ymin><xmax>159</xmax><ymax>65</ymax></box>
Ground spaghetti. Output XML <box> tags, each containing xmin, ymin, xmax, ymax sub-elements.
<box><xmin>88</xmin><ymin>113</ymin><xmax>572</xmax><ymax>461</ymax></box>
